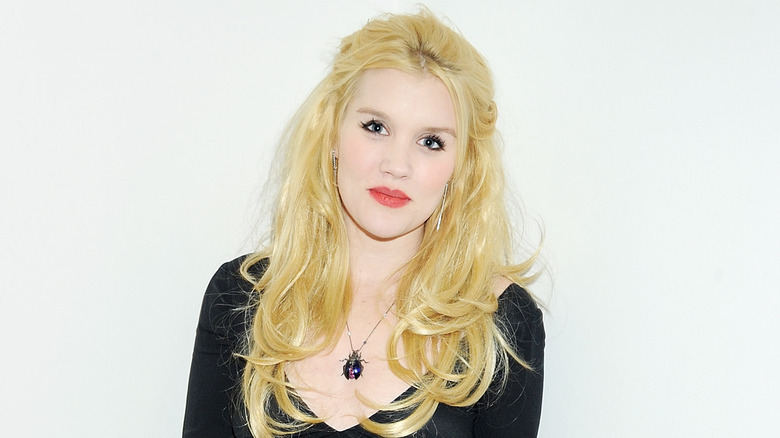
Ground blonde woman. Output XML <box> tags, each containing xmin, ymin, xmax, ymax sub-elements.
<box><xmin>184</xmin><ymin>9</ymin><xmax>544</xmax><ymax>438</ymax></box>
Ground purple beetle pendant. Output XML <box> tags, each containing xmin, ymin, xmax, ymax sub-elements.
<box><xmin>341</xmin><ymin>350</ymin><xmax>366</xmax><ymax>380</ymax></box>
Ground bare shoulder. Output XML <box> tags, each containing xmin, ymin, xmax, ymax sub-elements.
<box><xmin>491</xmin><ymin>275</ymin><xmax>513</xmax><ymax>297</ymax></box>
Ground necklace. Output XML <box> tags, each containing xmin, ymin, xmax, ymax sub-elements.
<box><xmin>341</xmin><ymin>301</ymin><xmax>395</xmax><ymax>380</ymax></box>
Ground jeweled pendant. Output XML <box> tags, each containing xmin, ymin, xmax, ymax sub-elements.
<box><xmin>342</xmin><ymin>350</ymin><xmax>365</xmax><ymax>380</ymax></box>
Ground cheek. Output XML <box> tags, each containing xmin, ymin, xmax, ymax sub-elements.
<box><xmin>428</xmin><ymin>158</ymin><xmax>456</xmax><ymax>188</ymax></box>
<box><xmin>336</xmin><ymin>132</ymin><xmax>372</xmax><ymax>180</ymax></box>
<box><xmin>339</xmin><ymin>131</ymin><xmax>387</xmax><ymax>171</ymax></box>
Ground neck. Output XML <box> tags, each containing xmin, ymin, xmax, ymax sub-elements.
<box><xmin>344</xmin><ymin>224</ymin><xmax>422</xmax><ymax>301</ymax></box>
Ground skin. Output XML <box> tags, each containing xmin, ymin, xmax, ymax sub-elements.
<box><xmin>336</xmin><ymin>68</ymin><xmax>457</xmax><ymax>250</ymax></box>
<box><xmin>286</xmin><ymin>69</ymin><xmax>458</xmax><ymax>431</ymax></box>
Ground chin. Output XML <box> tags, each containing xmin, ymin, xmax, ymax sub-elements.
<box><xmin>363</xmin><ymin>223</ymin><xmax>425</xmax><ymax>241</ymax></box>
<box><xmin>343</xmin><ymin>206</ymin><xmax>428</xmax><ymax>242</ymax></box>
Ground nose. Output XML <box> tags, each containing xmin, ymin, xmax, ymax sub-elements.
<box><xmin>379</xmin><ymin>140</ymin><xmax>412</xmax><ymax>179</ymax></box>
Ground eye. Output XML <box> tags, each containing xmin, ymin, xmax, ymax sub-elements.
<box><xmin>360</xmin><ymin>119</ymin><xmax>388</xmax><ymax>135</ymax></box>
<box><xmin>419</xmin><ymin>134</ymin><xmax>446</xmax><ymax>151</ymax></box>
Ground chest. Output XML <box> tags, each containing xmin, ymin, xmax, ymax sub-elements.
<box><xmin>285</xmin><ymin>324</ymin><xmax>411</xmax><ymax>431</ymax></box>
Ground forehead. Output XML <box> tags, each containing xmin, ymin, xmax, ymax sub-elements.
<box><xmin>346</xmin><ymin>69</ymin><xmax>456</xmax><ymax>131</ymax></box>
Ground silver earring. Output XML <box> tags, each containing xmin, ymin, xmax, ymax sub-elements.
<box><xmin>435</xmin><ymin>182</ymin><xmax>448</xmax><ymax>231</ymax></box>
<box><xmin>331</xmin><ymin>150</ymin><xmax>338</xmax><ymax>180</ymax></box>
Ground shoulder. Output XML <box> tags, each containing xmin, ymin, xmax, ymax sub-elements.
<box><xmin>496</xmin><ymin>282</ymin><xmax>541</xmax><ymax>320</ymax></box>
<box><xmin>494</xmin><ymin>282</ymin><xmax>545</xmax><ymax>363</ymax></box>
<box><xmin>207</xmin><ymin>255</ymin><xmax>267</xmax><ymax>292</ymax></box>
<box><xmin>492</xmin><ymin>277</ymin><xmax>542</xmax><ymax>321</ymax></box>
<box><xmin>197</xmin><ymin>255</ymin><xmax>268</xmax><ymax>340</ymax></box>
<box><xmin>205</xmin><ymin>255</ymin><xmax>268</xmax><ymax>301</ymax></box>
<box><xmin>472</xmin><ymin>282</ymin><xmax>545</xmax><ymax>434</ymax></box>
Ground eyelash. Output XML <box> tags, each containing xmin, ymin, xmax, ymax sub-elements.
<box><xmin>360</xmin><ymin>119</ymin><xmax>447</xmax><ymax>151</ymax></box>
<box><xmin>420</xmin><ymin>134</ymin><xmax>446</xmax><ymax>151</ymax></box>
<box><xmin>360</xmin><ymin>119</ymin><xmax>387</xmax><ymax>135</ymax></box>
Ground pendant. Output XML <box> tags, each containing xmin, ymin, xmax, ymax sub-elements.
<box><xmin>341</xmin><ymin>350</ymin><xmax>365</xmax><ymax>380</ymax></box>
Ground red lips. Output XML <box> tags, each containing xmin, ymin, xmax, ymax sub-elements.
<box><xmin>368</xmin><ymin>186</ymin><xmax>411</xmax><ymax>208</ymax></box>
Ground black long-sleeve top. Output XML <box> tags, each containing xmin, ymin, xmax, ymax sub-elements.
<box><xmin>184</xmin><ymin>257</ymin><xmax>545</xmax><ymax>437</ymax></box>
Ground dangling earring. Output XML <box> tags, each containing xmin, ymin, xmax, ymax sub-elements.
<box><xmin>331</xmin><ymin>150</ymin><xmax>338</xmax><ymax>181</ymax></box>
<box><xmin>435</xmin><ymin>182</ymin><xmax>448</xmax><ymax>231</ymax></box>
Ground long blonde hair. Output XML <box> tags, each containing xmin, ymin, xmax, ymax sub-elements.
<box><xmin>239</xmin><ymin>8</ymin><xmax>537</xmax><ymax>437</ymax></box>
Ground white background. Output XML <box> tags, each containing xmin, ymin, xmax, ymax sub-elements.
<box><xmin>1</xmin><ymin>1</ymin><xmax>778</xmax><ymax>436</ymax></box>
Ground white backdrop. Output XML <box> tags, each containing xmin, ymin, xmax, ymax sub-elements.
<box><xmin>2</xmin><ymin>1</ymin><xmax>778</xmax><ymax>436</ymax></box>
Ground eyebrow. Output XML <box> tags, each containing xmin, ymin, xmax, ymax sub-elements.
<box><xmin>356</xmin><ymin>108</ymin><xmax>457</xmax><ymax>138</ymax></box>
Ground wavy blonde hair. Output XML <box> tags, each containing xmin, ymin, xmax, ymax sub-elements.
<box><xmin>239</xmin><ymin>8</ymin><xmax>537</xmax><ymax>437</ymax></box>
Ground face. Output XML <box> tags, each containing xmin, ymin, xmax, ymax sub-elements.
<box><xmin>336</xmin><ymin>68</ymin><xmax>457</xmax><ymax>244</ymax></box>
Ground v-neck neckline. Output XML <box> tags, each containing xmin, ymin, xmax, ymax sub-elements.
<box><xmin>295</xmin><ymin>384</ymin><xmax>417</xmax><ymax>432</ymax></box>
<box><xmin>284</xmin><ymin>286</ymin><xmax>517</xmax><ymax>433</ymax></box>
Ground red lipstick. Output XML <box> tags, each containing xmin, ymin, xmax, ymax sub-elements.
<box><xmin>369</xmin><ymin>186</ymin><xmax>411</xmax><ymax>208</ymax></box>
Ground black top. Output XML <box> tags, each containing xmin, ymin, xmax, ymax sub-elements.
<box><xmin>184</xmin><ymin>257</ymin><xmax>545</xmax><ymax>437</ymax></box>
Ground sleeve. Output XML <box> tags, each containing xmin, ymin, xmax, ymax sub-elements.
<box><xmin>183</xmin><ymin>257</ymin><xmax>253</xmax><ymax>438</ymax></box>
<box><xmin>473</xmin><ymin>284</ymin><xmax>545</xmax><ymax>438</ymax></box>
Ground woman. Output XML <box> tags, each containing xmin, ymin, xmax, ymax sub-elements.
<box><xmin>184</xmin><ymin>9</ymin><xmax>544</xmax><ymax>438</ymax></box>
